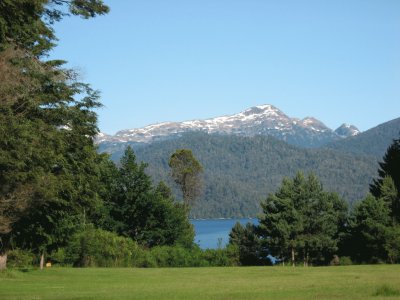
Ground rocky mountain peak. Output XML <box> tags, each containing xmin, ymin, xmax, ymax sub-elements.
<box><xmin>334</xmin><ymin>124</ymin><xmax>360</xmax><ymax>138</ymax></box>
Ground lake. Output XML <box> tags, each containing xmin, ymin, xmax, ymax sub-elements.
<box><xmin>191</xmin><ymin>218</ymin><xmax>257</xmax><ymax>249</ymax></box>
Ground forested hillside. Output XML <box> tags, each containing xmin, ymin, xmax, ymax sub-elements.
<box><xmin>326</xmin><ymin>118</ymin><xmax>400</xmax><ymax>157</ymax></box>
<box><xmin>99</xmin><ymin>133</ymin><xmax>379</xmax><ymax>218</ymax></box>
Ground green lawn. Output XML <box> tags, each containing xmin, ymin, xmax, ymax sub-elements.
<box><xmin>1</xmin><ymin>265</ymin><xmax>400</xmax><ymax>299</ymax></box>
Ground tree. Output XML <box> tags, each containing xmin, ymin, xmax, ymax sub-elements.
<box><xmin>105</xmin><ymin>147</ymin><xmax>194</xmax><ymax>248</ymax></box>
<box><xmin>0</xmin><ymin>0</ymin><xmax>109</xmax><ymax>269</ymax></box>
<box><xmin>0</xmin><ymin>0</ymin><xmax>109</xmax><ymax>56</ymax></box>
<box><xmin>347</xmin><ymin>177</ymin><xmax>400</xmax><ymax>264</ymax></box>
<box><xmin>384</xmin><ymin>225</ymin><xmax>400</xmax><ymax>264</ymax></box>
<box><xmin>258</xmin><ymin>175</ymin><xmax>304</xmax><ymax>266</ymax></box>
<box><xmin>258</xmin><ymin>172</ymin><xmax>347</xmax><ymax>266</ymax></box>
<box><xmin>379</xmin><ymin>176</ymin><xmax>399</xmax><ymax>224</ymax></box>
<box><xmin>229</xmin><ymin>222</ymin><xmax>265</xmax><ymax>266</ymax></box>
<box><xmin>168</xmin><ymin>149</ymin><xmax>203</xmax><ymax>209</ymax></box>
<box><xmin>347</xmin><ymin>194</ymin><xmax>391</xmax><ymax>263</ymax></box>
<box><xmin>370</xmin><ymin>137</ymin><xmax>400</xmax><ymax>202</ymax></box>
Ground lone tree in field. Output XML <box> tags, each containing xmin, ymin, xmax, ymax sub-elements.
<box><xmin>168</xmin><ymin>149</ymin><xmax>203</xmax><ymax>209</ymax></box>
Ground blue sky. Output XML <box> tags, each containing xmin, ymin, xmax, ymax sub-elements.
<box><xmin>50</xmin><ymin>0</ymin><xmax>400</xmax><ymax>134</ymax></box>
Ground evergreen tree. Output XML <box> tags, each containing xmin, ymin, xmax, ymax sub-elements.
<box><xmin>370</xmin><ymin>137</ymin><xmax>400</xmax><ymax>201</ymax></box>
<box><xmin>229</xmin><ymin>222</ymin><xmax>265</xmax><ymax>266</ymax></box>
<box><xmin>258</xmin><ymin>176</ymin><xmax>303</xmax><ymax>266</ymax></box>
<box><xmin>0</xmin><ymin>0</ymin><xmax>109</xmax><ymax>269</ymax></box>
<box><xmin>105</xmin><ymin>147</ymin><xmax>194</xmax><ymax>248</ymax></box>
<box><xmin>258</xmin><ymin>172</ymin><xmax>347</xmax><ymax>266</ymax></box>
<box><xmin>379</xmin><ymin>176</ymin><xmax>399</xmax><ymax>224</ymax></box>
<box><xmin>347</xmin><ymin>178</ymin><xmax>400</xmax><ymax>263</ymax></box>
<box><xmin>348</xmin><ymin>194</ymin><xmax>391</xmax><ymax>263</ymax></box>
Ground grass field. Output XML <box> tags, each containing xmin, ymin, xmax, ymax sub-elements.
<box><xmin>1</xmin><ymin>265</ymin><xmax>400</xmax><ymax>299</ymax></box>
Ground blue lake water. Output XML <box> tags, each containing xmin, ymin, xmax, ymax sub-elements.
<box><xmin>191</xmin><ymin>218</ymin><xmax>258</xmax><ymax>249</ymax></box>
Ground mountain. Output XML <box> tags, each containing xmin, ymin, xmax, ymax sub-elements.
<box><xmin>334</xmin><ymin>124</ymin><xmax>360</xmax><ymax>138</ymax></box>
<box><xmin>96</xmin><ymin>106</ymin><xmax>399</xmax><ymax>218</ymax></box>
<box><xmin>326</xmin><ymin>117</ymin><xmax>400</xmax><ymax>158</ymax></box>
<box><xmin>99</xmin><ymin>133</ymin><xmax>378</xmax><ymax>218</ymax></box>
<box><xmin>97</xmin><ymin>104</ymin><xmax>359</xmax><ymax>148</ymax></box>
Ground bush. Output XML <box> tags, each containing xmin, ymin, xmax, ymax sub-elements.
<box><xmin>49</xmin><ymin>248</ymin><xmax>67</xmax><ymax>266</ymax></box>
<box><xmin>150</xmin><ymin>244</ymin><xmax>239</xmax><ymax>267</ymax></box>
<box><xmin>150</xmin><ymin>246</ymin><xmax>191</xmax><ymax>267</ymax></box>
<box><xmin>66</xmin><ymin>226</ymin><xmax>143</xmax><ymax>267</ymax></box>
<box><xmin>339</xmin><ymin>256</ymin><xmax>353</xmax><ymax>266</ymax></box>
<box><xmin>63</xmin><ymin>226</ymin><xmax>240</xmax><ymax>268</ymax></box>
<box><xmin>7</xmin><ymin>249</ymin><xmax>34</xmax><ymax>269</ymax></box>
<box><xmin>201</xmin><ymin>245</ymin><xmax>239</xmax><ymax>266</ymax></box>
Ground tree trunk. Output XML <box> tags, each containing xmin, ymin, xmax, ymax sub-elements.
<box><xmin>40</xmin><ymin>252</ymin><xmax>44</xmax><ymax>270</ymax></box>
<box><xmin>0</xmin><ymin>253</ymin><xmax>7</xmax><ymax>270</ymax></box>
<box><xmin>303</xmin><ymin>250</ymin><xmax>309</xmax><ymax>267</ymax></box>
<box><xmin>291</xmin><ymin>247</ymin><xmax>295</xmax><ymax>267</ymax></box>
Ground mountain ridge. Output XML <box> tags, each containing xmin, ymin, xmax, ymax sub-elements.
<box><xmin>98</xmin><ymin>116</ymin><xmax>400</xmax><ymax>218</ymax></box>
<box><xmin>326</xmin><ymin>117</ymin><xmax>400</xmax><ymax>157</ymax></box>
<box><xmin>96</xmin><ymin>104</ymin><xmax>360</xmax><ymax>148</ymax></box>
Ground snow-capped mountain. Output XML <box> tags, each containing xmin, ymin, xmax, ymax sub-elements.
<box><xmin>96</xmin><ymin>104</ymin><xmax>360</xmax><ymax>148</ymax></box>
<box><xmin>334</xmin><ymin>124</ymin><xmax>361</xmax><ymax>138</ymax></box>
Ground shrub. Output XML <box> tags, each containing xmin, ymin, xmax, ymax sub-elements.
<box><xmin>339</xmin><ymin>256</ymin><xmax>353</xmax><ymax>266</ymax></box>
<box><xmin>7</xmin><ymin>249</ymin><xmax>34</xmax><ymax>269</ymax></box>
<box><xmin>63</xmin><ymin>226</ymin><xmax>240</xmax><ymax>268</ymax></box>
<box><xmin>66</xmin><ymin>226</ymin><xmax>142</xmax><ymax>267</ymax></box>
<box><xmin>149</xmin><ymin>246</ymin><xmax>197</xmax><ymax>267</ymax></box>
<box><xmin>201</xmin><ymin>245</ymin><xmax>239</xmax><ymax>266</ymax></box>
<box><xmin>49</xmin><ymin>248</ymin><xmax>67</xmax><ymax>266</ymax></box>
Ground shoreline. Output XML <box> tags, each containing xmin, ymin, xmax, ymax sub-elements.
<box><xmin>189</xmin><ymin>217</ymin><xmax>256</xmax><ymax>221</ymax></box>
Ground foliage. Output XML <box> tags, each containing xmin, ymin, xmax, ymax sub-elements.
<box><xmin>101</xmin><ymin>133</ymin><xmax>378</xmax><ymax>218</ymax></box>
<box><xmin>345</xmin><ymin>137</ymin><xmax>400</xmax><ymax>264</ymax></box>
<box><xmin>338</xmin><ymin>256</ymin><xmax>352</xmax><ymax>266</ymax></box>
<box><xmin>65</xmin><ymin>226</ymin><xmax>142</xmax><ymax>267</ymax></box>
<box><xmin>229</xmin><ymin>222</ymin><xmax>265</xmax><ymax>266</ymax></box>
<box><xmin>0</xmin><ymin>0</ymin><xmax>109</xmax><ymax>56</ymax></box>
<box><xmin>102</xmin><ymin>147</ymin><xmax>195</xmax><ymax>248</ymax></box>
<box><xmin>0</xmin><ymin>0</ymin><xmax>109</xmax><ymax>265</ymax></box>
<box><xmin>384</xmin><ymin>225</ymin><xmax>400</xmax><ymax>264</ymax></box>
<box><xmin>200</xmin><ymin>245</ymin><xmax>239</xmax><ymax>267</ymax></box>
<box><xmin>6</xmin><ymin>249</ymin><xmax>34</xmax><ymax>269</ymax></box>
<box><xmin>168</xmin><ymin>149</ymin><xmax>203</xmax><ymax>209</ymax></box>
<box><xmin>258</xmin><ymin>172</ymin><xmax>347</xmax><ymax>266</ymax></box>
<box><xmin>61</xmin><ymin>229</ymin><xmax>238</xmax><ymax>268</ymax></box>
<box><xmin>370</xmin><ymin>136</ymin><xmax>400</xmax><ymax>222</ymax></box>
<box><xmin>0</xmin><ymin>0</ymin><xmax>196</xmax><ymax>266</ymax></box>
<box><xmin>134</xmin><ymin>245</ymin><xmax>238</xmax><ymax>268</ymax></box>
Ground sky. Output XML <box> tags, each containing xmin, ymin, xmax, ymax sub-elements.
<box><xmin>50</xmin><ymin>0</ymin><xmax>400</xmax><ymax>134</ymax></box>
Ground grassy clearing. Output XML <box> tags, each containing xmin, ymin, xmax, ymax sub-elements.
<box><xmin>1</xmin><ymin>265</ymin><xmax>400</xmax><ymax>299</ymax></box>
